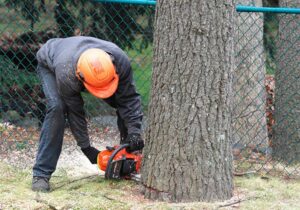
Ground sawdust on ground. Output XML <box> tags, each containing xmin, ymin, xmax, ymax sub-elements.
<box><xmin>0</xmin><ymin>116</ymin><xmax>121</xmax><ymax>177</ymax></box>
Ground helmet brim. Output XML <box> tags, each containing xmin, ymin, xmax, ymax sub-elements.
<box><xmin>83</xmin><ymin>73</ymin><xmax>119</xmax><ymax>99</ymax></box>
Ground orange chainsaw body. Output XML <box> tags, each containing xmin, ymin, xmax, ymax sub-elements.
<box><xmin>97</xmin><ymin>146</ymin><xmax>142</xmax><ymax>173</ymax></box>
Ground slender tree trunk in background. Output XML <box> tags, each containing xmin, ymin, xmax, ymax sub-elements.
<box><xmin>232</xmin><ymin>0</ymin><xmax>268</xmax><ymax>153</ymax></box>
<box><xmin>263</xmin><ymin>0</ymin><xmax>279</xmax><ymax>6</ymax></box>
<box><xmin>142</xmin><ymin>0</ymin><xmax>234</xmax><ymax>202</ymax></box>
<box><xmin>273</xmin><ymin>0</ymin><xmax>300</xmax><ymax>163</ymax></box>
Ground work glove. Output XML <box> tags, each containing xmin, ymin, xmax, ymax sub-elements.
<box><xmin>81</xmin><ymin>146</ymin><xmax>100</xmax><ymax>164</ymax></box>
<box><xmin>124</xmin><ymin>133</ymin><xmax>144</xmax><ymax>153</ymax></box>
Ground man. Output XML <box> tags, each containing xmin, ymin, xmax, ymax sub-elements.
<box><xmin>32</xmin><ymin>36</ymin><xmax>144</xmax><ymax>192</ymax></box>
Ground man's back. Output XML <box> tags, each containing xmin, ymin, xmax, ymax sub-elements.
<box><xmin>37</xmin><ymin>36</ymin><xmax>125</xmax><ymax>74</ymax></box>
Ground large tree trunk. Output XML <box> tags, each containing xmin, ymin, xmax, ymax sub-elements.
<box><xmin>141</xmin><ymin>0</ymin><xmax>234</xmax><ymax>202</ymax></box>
<box><xmin>232</xmin><ymin>0</ymin><xmax>268</xmax><ymax>153</ymax></box>
<box><xmin>273</xmin><ymin>0</ymin><xmax>300</xmax><ymax>163</ymax></box>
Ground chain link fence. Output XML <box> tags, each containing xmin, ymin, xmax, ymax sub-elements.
<box><xmin>233</xmin><ymin>4</ymin><xmax>300</xmax><ymax>177</ymax></box>
<box><xmin>0</xmin><ymin>1</ymin><xmax>299</xmax><ymax>177</ymax></box>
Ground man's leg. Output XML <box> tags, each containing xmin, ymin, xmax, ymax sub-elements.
<box><xmin>64</xmin><ymin>94</ymin><xmax>90</xmax><ymax>149</ymax></box>
<box><xmin>32</xmin><ymin>64</ymin><xmax>66</xmax><ymax>191</ymax></box>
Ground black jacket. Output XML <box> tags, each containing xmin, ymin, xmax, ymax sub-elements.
<box><xmin>36</xmin><ymin>36</ymin><xmax>143</xmax><ymax>135</ymax></box>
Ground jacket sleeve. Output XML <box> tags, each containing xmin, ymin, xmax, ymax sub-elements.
<box><xmin>114</xmin><ymin>58</ymin><xmax>143</xmax><ymax>135</ymax></box>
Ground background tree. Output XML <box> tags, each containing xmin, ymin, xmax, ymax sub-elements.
<box><xmin>142</xmin><ymin>0</ymin><xmax>234</xmax><ymax>202</ymax></box>
<box><xmin>54</xmin><ymin>0</ymin><xmax>77</xmax><ymax>37</ymax></box>
<box><xmin>263</xmin><ymin>0</ymin><xmax>279</xmax><ymax>75</ymax></box>
<box><xmin>263</xmin><ymin>0</ymin><xmax>278</xmax><ymax>6</ymax></box>
<box><xmin>273</xmin><ymin>0</ymin><xmax>300</xmax><ymax>163</ymax></box>
<box><xmin>5</xmin><ymin>0</ymin><xmax>45</xmax><ymax>30</ymax></box>
<box><xmin>232</xmin><ymin>0</ymin><xmax>268</xmax><ymax>154</ymax></box>
<box><xmin>100</xmin><ymin>3</ymin><xmax>154</xmax><ymax>49</ymax></box>
<box><xmin>5</xmin><ymin>1</ymin><xmax>154</xmax><ymax>49</ymax></box>
<box><xmin>0</xmin><ymin>1</ymin><xmax>154</xmax><ymax>122</ymax></box>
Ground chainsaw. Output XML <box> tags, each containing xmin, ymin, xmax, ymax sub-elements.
<box><xmin>97</xmin><ymin>144</ymin><xmax>142</xmax><ymax>179</ymax></box>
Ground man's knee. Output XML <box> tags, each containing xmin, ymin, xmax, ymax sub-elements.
<box><xmin>47</xmin><ymin>99</ymin><xmax>66</xmax><ymax>115</ymax></box>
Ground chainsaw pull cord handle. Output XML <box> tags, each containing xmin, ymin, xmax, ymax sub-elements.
<box><xmin>105</xmin><ymin>143</ymin><xmax>129</xmax><ymax>179</ymax></box>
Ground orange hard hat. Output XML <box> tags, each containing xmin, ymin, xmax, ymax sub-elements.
<box><xmin>76</xmin><ymin>48</ymin><xmax>119</xmax><ymax>99</ymax></box>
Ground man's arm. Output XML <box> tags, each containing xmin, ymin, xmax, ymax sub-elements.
<box><xmin>114</xmin><ymin>62</ymin><xmax>143</xmax><ymax>135</ymax></box>
<box><xmin>114</xmin><ymin>58</ymin><xmax>144</xmax><ymax>152</ymax></box>
<box><xmin>55</xmin><ymin>63</ymin><xmax>100</xmax><ymax>163</ymax></box>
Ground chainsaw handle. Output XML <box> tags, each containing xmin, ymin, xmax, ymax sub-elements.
<box><xmin>105</xmin><ymin>143</ymin><xmax>129</xmax><ymax>179</ymax></box>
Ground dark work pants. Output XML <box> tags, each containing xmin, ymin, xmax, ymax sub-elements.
<box><xmin>33</xmin><ymin>64</ymin><xmax>90</xmax><ymax>178</ymax></box>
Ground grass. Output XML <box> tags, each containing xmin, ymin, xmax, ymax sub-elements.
<box><xmin>0</xmin><ymin>162</ymin><xmax>136</xmax><ymax>209</ymax></box>
<box><xmin>1</xmin><ymin>162</ymin><xmax>300</xmax><ymax>210</ymax></box>
<box><xmin>235</xmin><ymin>175</ymin><xmax>300</xmax><ymax>209</ymax></box>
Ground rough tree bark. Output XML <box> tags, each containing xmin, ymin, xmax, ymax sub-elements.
<box><xmin>273</xmin><ymin>0</ymin><xmax>300</xmax><ymax>163</ymax></box>
<box><xmin>232</xmin><ymin>0</ymin><xmax>268</xmax><ymax>153</ymax></box>
<box><xmin>141</xmin><ymin>0</ymin><xmax>234</xmax><ymax>202</ymax></box>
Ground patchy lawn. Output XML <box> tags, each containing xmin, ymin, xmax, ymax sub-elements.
<box><xmin>1</xmin><ymin>120</ymin><xmax>300</xmax><ymax>209</ymax></box>
<box><xmin>1</xmin><ymin>162</ymin><xmax>300</xmax><ymax>210</ymax></box>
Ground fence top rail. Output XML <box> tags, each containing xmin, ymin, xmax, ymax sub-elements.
<box><xmin>236</xmin><ymin>5</ymin><xmax>300</xmax><ymax>14</ymax></box>
<box><xmin>93</xmin><ymin>0</ymin><xmax>300</xmax><ymax>14</ymax></box>
<box><xmin>92</xmin><ymin>0</ymin><xmax>156</xmax><ymax>5</ymax></box>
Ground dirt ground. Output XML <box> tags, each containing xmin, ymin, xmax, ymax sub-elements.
<box><xmin>1</xmin><ymin>116</ymin><xmax>122</xmax><ymax>177</ymax></box>
<box><xmin>1</xmin><ymin>116</ymin><xmax>300</xmax><ymax>209</ymax></box>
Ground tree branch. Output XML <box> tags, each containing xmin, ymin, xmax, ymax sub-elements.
<box><xmin>233</xmin><ymin>171</ymin><xmax>256</xmax><ymax>176</ymax></box>
<box><xmin>218</xmin><ymin>196</ymin><xmax>260</xmax><ymax>208</ymax></box>
<box><xmin>52</xmin><ymin>174</ymin><xmax>101</xmax><ymax>190</ymax></box>
<box><xmin>34</xmin><ymin>194</ymin><xmax>58</xmax><ymax>210</ymax></box>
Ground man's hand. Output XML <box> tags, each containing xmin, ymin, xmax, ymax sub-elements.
<box><xmin>124</xmin><ymin>133</ymin><xmax>144</xmax><ymax>153</ymax></box>
<box><xmin>81</xmin><ymin>146</ymin><xmax>100</xmax><ymax>164</ymax></box>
